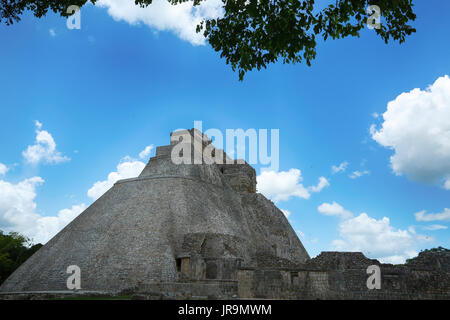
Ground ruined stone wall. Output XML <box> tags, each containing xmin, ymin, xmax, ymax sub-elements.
<box><xmin>237</xmin><ymin>251</ymin><xmax>450</xmax><ymax>300</ymax></box>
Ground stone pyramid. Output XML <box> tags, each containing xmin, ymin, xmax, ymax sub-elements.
<box><xmin>0</xmin><ymin>129</ymin><xmax>309</xmax><ymax>294</ymax></box>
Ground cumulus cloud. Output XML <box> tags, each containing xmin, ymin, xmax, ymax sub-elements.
<box><xmin>318</xmin><ymin>201</ymin><xmax>353</xmax><ymax>219</ymax></box>
<box><xmin>257</xmin><ymin>169</ymin><xmax>310</xmax><ymax>202</ymax></box>
<box><xmin>415</xmin><ymin>208</ymin><xmax>450</xmax><ymax>222</ymax></box>
<box><xmin>34</xmin><ymin>204</ymin><xmax>87</xmax><ymax>243</ymax></box>
<box><xmin>0</xmin><ymin>163</ymin><xmax>8</xmax><ymax>176</ymax></box>
<box><xmin>139</xmin><ymin>145</ymin><xmax>154</xmax><ymax>159</ymax></box>
<box><xmin>0</xmin><ymin>176</ymin><xmax>85</xmax><ymax>244</ymax></box>
<box><xmin>257</xmin><ymin>169</ymin><xmax>328</xmax><ymax>202</ymax></box>
<box><xmin>87</xmin><ymin>158</ymin><xmax>146</xmax><ymax>200</ymax></box>
<box><xmin>332</xmin><ymin>161</ymin><xmax>348</xmax><ymax>174</ymax></box>
<box><xmin>49</xmin><ymin>29</ymin><xmax>56</xmax><ymax>37</ymax></box>
<box><xmin>0</xmin><ymin>177</ymin><xmax>44</xmax><ymax>234</ymax></box>
<box><xmin>22</xmin><ymin>121</ymin><xmax>70</xmax><ymax>165</ymax></box>
<box><xmin>331</xmin><ymin>213</ymin><xmax>424</xmax><ymax>264</ymax></box>
<box><xmin>317</xmin><ymin>202</ymin><xmax>434</xmax><ymax>264</ymax></box>
<box><xmin>97</xmin><ymin>0</ymin><xmax>223</xmax><ymax>45</ymax></box>
<box><xmin>371</xmin><ymin>75</ymin><xmax>450</xmax><ymax>189</ymax></box>
<box><xmin>349</xmin><ymin>170</ymin><xmax>370</xmax><ymax>179</ymax></box>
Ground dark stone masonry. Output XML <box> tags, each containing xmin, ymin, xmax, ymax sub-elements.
<box><xmin>238</xmin><ymin>249</ymin><xmax>450</xmax><ymax>299</ymax></box>
<box><xmin>0</xmin><ymin>129</ymin><xmax>449</xmax><ymax>300</ymax></box>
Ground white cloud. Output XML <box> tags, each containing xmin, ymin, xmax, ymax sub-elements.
<box><xmin>0</xmin><ymin>176</ymin><xmax>85</xmax><ymax>244</ymax></box>
<box><xmin>423</xmin><ymin>224</ymin><xmax>448</xmax><ymax>231</ymax></box>
<box><xmin>257</xmin><ymin>169</ymin><xmax>309</xmax><ymax>202</ymax></box>
<box><xmin>281</xmin><ymin>209</ymin><xmax>291</xmax><ymax>218</ymax></box>
<box><xmin>407</xmin><ymin>226</ymin><xmax>434</xmax><ymax>242</ymax></box>
<box><xmin>22</xmin><ymin>121</ymin><xmax>70</xmax><ymax>165</ymax></box>
<box><xmin>0</xmin><ymin>177</ymin><xmax>44</xmax><ymax>234</ymax></box>
<box><xmin>0</xmin><ymin>163</ymin><xmax>8</xmax><ymax>176</ymax></box>
<box><xmin>139</xmin><ymin>144</ymin><xmax>154</xmax><ymax>159</ymax></box>
<box><xmin>318</xmin><ymin>201</ymin><xmax>353</xmax><ymax>219</ymax></box>
<box><xmin>318</xmin><ymin>202</ymin><xmax>436</xmax><ymax>264</ymax></box>
<box><xmin>415</xmin><ymin>208</ymin><xmax>450</xmax><ymax>222</ymax></box>
<box><xmin>371</xmin><ymin>75</ymin><xmax>450</xmax><ymax>189</ymax></box>
<box><xmin>331</xmin><ymin>213</ymin><xmax>422</xmax><ymax>264</ymax></box>
<box><xmin>332</xmin><ymin>161</ymin><xmax>348</xmax><ymax>174</ymax></box>
<box><xmin>257</xmin><ymin>169</ymin><xmax>329</xmax><ymax>202</ymax></box>
<box><xmin>87</xmin><ymin>158</ymin><xmax>146</xmax><ymax>200</ymax></box>
<box><xmin>49</xmin><ymin>29</ymin><xmax>56</xmax><ymax>37</ymax></box>
<box><xmin>309</xmin><ymin>176</ymin><xmax>330</xmax><ymax>193</ymax></box>
<box><xmin>34</xmin><ymin>204</ymin><xmax>86</xmax><ymax>244</ymax></box>
<box><xmin>97</xmin><ymin>0</ymin><xmax>223</xmax><ymax>45</ymax></box>
<box><xmin>349</xmin><ymin>170</ymin><xmax>370</xmax><ymax>179</ymax></box>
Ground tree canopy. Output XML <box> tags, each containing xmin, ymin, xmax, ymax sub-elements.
<box><xmin>0</xmin><ymin>0</ymin><xmax>416</xmax><ymax>79</ymax></box>
<box><xmin>0</xmin><ymin>230</ymin><xmax>43</xmax><ymax>285</ymax></box>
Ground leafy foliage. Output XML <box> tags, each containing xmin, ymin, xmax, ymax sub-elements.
<box><xmin>0</xmin><ymin>230</ymin><xmax>43</xmax><ymax>285</ymax></box>
<box><xmin>0</xmin><ymin>0</ymin><xmax>416</xmax><ymax>79</ymax></box>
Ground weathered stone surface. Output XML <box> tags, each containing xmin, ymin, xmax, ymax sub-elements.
<box><xmin>238</xmin><ymin>251</ymin><xmax>450</xmax><ymax>300</ymax></box>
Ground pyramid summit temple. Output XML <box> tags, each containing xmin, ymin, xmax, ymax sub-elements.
<box><xmin>1</xmin><ymin>129</ymin><xmax>449</xmax><ymax>300</ymax></box>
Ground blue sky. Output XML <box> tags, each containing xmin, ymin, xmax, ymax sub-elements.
<box><xmin>0</xmin><ymin>0</ymin><xmax>449</xmax><ymax>263</ymax></box>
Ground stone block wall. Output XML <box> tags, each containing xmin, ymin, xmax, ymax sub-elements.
<box><xmin>237</xmin><ymin>251</ymin><xmax>450</xmax><ymax>300</ymax></box>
